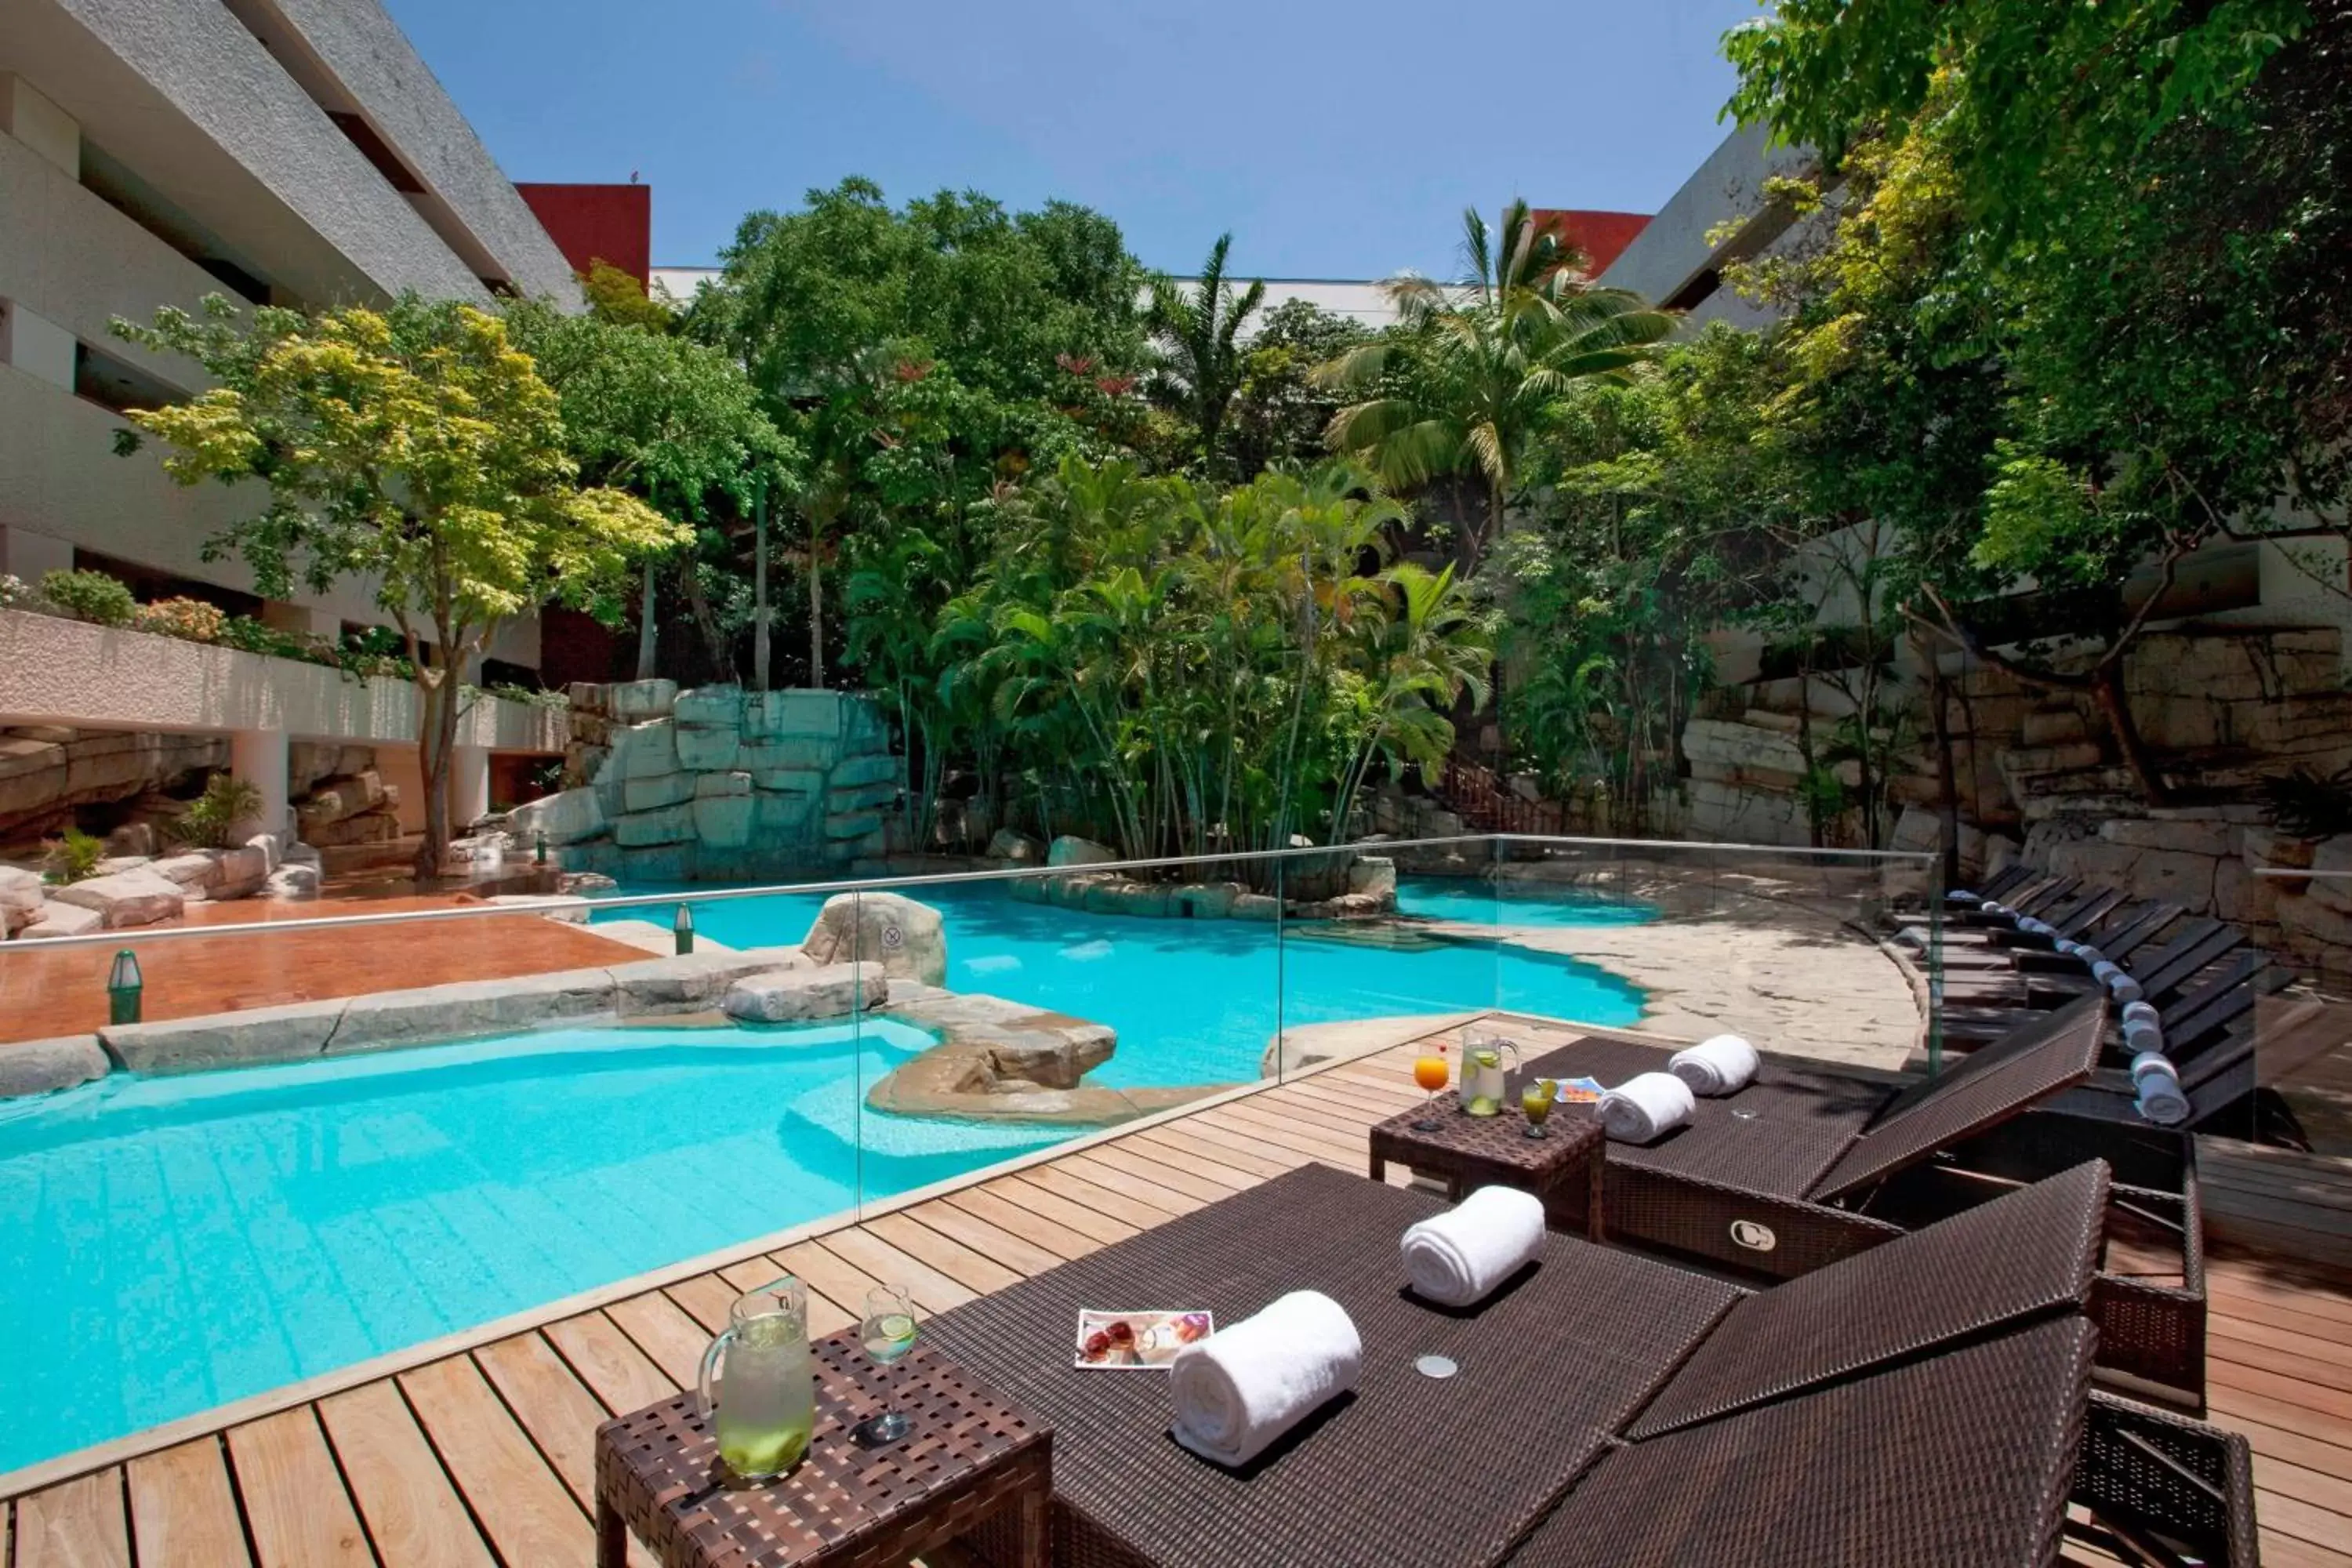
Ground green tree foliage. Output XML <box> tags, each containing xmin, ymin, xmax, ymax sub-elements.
<box><xmin>578</xmin><ymin>260</ymin><xmax>677</xmax><ymax>333</ymax></box>
<box><xmin>695</xmin><ymin>179</ymin><xmax>1153</xmax><ymax>687</ymax></box>
<box><xmin>1321</xmin><ymin>200</ymin><xmax>1674</xmax><ymax>572</ymax></box>
<box><xmin>506</xmin><ymin>301</ymin><xmax>800</xmax><ymax>681</ymax></box>
<box><xmin>1143</xmin><ymin>233</ymin><xmax>1267</xmax><ymax>477</ymax></box>
<box><xmin>1229</xmin><ymin>299</ymin><xmax>1371</xmax><ymax>481</ymax></box>
<box><xmin>113</xmin><ymin>296</ymin><xmax>685</xmax><ymax>875</ymax></box>
<box><xmin>844</xmin><ymin>456</ymin><xmax>1490</xmax><ymax>861</ymax></box>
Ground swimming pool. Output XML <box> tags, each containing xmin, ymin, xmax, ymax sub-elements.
<box><xmin>0</xmin><ymin>1018</ymin><xmax>1076</xmax><ymax>1474</ymax></box>
<box><xmin>0</xmin><ymin>874</ymin><xmax>1648</xmax><ymax>1472</ymax></box>
<box><xmin>599</xmin><ymin>877</ymin><xmax>1651</xmax><ymax>1087</ymax></box>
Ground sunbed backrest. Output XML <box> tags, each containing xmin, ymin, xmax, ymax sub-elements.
<box><xmin>1811</xmin><ymin>996</ymin><xmax>2106</xmax><ymax>1201</ymax></box>
<box><xmin>2088</xmin><ymin>900</ymin><xmax>2185</xmax><ymax>961</ymax></box>
<box><xmin>1626</xmin><ymin>1160</ymin><xmax>2107</xmax><ymax>1439</ymax></box>
<box><xmin>1528</xmin><ymin>1316</ymin><xmax>2095</xmax><ymax>1568</ymax></box>
<box><xmin>2129</xmin><ymin>920</ymin><xmax>2244</xmax><ymax>1000</ymax></box>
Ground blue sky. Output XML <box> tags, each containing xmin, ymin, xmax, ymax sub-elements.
<box><xmin>384</xmin><ymin>0</ymin><xmax>1765</xmax><ymax>278</ymax></box>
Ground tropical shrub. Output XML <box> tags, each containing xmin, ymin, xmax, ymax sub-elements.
<box><xmin>171</xmin><ymin>773</ymin><xmax>267</xmax><ymax>848</ymax></box>
<box><xmin>133</xmin><ymin>597</ymin><xmax>227</xmax><ymax>643</ymax></box>
<box><xmin>0</xmin><ymin>573</ymin><xmax>37</xmax><ymax>610</ymax></box>
<box><xmin>42</xmin><ymin>827</ymin><xmax>107</xmax><ymax>884</ymax></box>
<box><xmin>846</xmin><ymin>456</ymin><xmax>1491</xmax><ymax>862</ymax></box>
<box><xmin>39</xmin><ymin>569</ymin><xmax>136</xmax><ymax>626</ymax></box>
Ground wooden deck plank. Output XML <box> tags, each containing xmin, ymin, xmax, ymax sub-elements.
<box><xmin>12</xmin><ymin>1045</ymin><xmax>2352</xmax><ymax>1568</ymax></box>
<box><xmin>543</xmin><ymin>1312</ymin><xmax>681</xmax><ymax>1417</ymax></box>
<box><xmin>603</xmin><ymin>1292</ymin><xmax>714</xmax><ymax>1392</ymax></box>
<box><xmin>224</xmin><ymin>1409</ymin><xmax>373</xmax><ymax>1568</ymax></box>
<box><xmin>314</xmin><ymin>1383</ymin><xmax>495</xmax><ymax>1568</ymax></box>
<box><xmin>14</xmin><ymin>1471</ymin><xmax>130</xmax><ymax>1568</ymax></box>
<box><xmin>815</xmin><ymin>1226</ymin><xmax>978</xmax><ymax>1315</ymax></box>
<box><xmin>936</xmin><ymin>1187</ymin><xmax>1100</xmax><ymax>1260</ymax></box>
<box><xmin>1013</xmin><ymin>1162</ymin><xmax>1187</xmax><ymax>1230</ymax></box>
<box><xmin>124</xmin><ymin>1440</ymin><xmax>250</xmax><ymax>1568</ymax></box>
<box><xmin>898</xmin><ymin>1192</ymin><xmax>1077</xmax><ymax>1277</ymax></box>
<box><xmin>981</xmin><ymin>1173</ymin><xmax>1141</xmax><ymax>1247</ymax></box>
<box><xmin>861</xmin><ymin>1211</ymin><xmax>1028</xmax><ymax>1295</ymax></box>
<box><xmin>397</xmin><ymin>1356</ymin><xmax>592</xmax><ymax>1566</ymax></box>
<box><xmin>472</xmin><ymin>1335</ymin><xmax>609</xmax><ymax>1511</ymax></box>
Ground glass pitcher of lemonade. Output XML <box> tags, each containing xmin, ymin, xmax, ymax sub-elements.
<box><xmin>699</xmin><ymin>1276</ymin><xmax>815</xmax><ymax>1479</ymax></box>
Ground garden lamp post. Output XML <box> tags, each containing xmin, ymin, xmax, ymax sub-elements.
<box><xmin>674</xmin><ymin>903</ymin><xmax>695</xmax><ymax>956</ymax></box>
<box><xmin>107</xmin><ymin>949</ymin><xmax>143</xmax><ymax>1025</ymax></box>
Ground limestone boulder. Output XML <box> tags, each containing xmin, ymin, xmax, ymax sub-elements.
<box><xmin>0</xmin><ymin>863</ymin><xmax>43</xmax><ymax>934</ymax></box>
<box><xmin>691</xmin><ymin>792</ymin><xmax>754</xmax><ymax>849</ymax></box>
<box><xmin>209</xmin><ymin>845</ymin><xmax>270</xmax><ymax>900</ymax></box>
<box><xmin>296</xmin><ymin>771</ymin><xmax>385</xmax><ymax>834</ymax></box>
<box><xmin>721</xmin><ymin>962</ymin><xmax>885</xmax><ymax>1022</ymax></box>
<box><xmin>2307</xmin><ymin>837</ymin><xmax>2352</xmax><ymax>916</ymax></box>
<box><xmin>150</xmin><ymin>851</ymin><xmax>223</xmax><ymax>893</ymax></box>
<box><xmin>608</xmin><ymin>720</ymin><xmax>681</xmax><ymax>780</ymax></box>
<box><xmin>622</xmin><ymin>771</ymin><xmax>697</xmax><ymax>813</ymax></box>
<box><xmin>308</xmin><ymin>808</ymin><xmax>399</xmax><ymax>847</ymax></box>
<box><xmin>21</xmin><ymin>900</ymin><xmax>101</xmax><ymax>938</ymax></box>
<box><xmin>51</xmin><ymin>867</ymin><xmax>185</xmax><ymax>928</ymax></box>
<box><xmin>508</xmin><ymin>787</ymin><xmax>607</xmax><ymax>846</ymax></box>
<box><xmin>1231</xmin><ymin>892</ymin><xmax>1282</xmax><ymax>920</ymax></box>
<box><xmin>984</xmin><ymin>1028</ymin><xmax>1116</xmax><ymax>1091</ymax></box>
<box><xmin>1347</xmin><ymin>855</ymin><xmax>1397</xmax><ymax>899</ymax></box>
<box><xmin>1172</xmin><ymin>881</ymin><xmax>1242</xmax><ymax>919</ymax></box>
<box><xmin>1047</xmin><ymin>835</ymin><xmax>1120</xmax><ymax>868</ymax></box>
<box><xmin>800</xmin><ymin>891</ymin><xmax>948</xmax><ymax>985</ymax></box>
<box><xmin>613</xmin><ymin>805</ymin><xmax>696</xmax><ymax>848</ymax></box>
<box><xmin>986</xmin><ymin>829</ymin><xmax>1044</xmax><ymax>863</ymax></box>
<box><xmin>608</xmin><ymin>679</ymin><xmax>678</xmax><ymax>721</ymax></box>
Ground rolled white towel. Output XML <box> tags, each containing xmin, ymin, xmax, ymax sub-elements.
<box><xmin>1400</xmin><ymin>1185</ymin><xmax>1546</xmax><ymax>1307</ymax></box>
<box><xmin>2122</xmin><ymin>1017</ymin><xmax>2165</xmax><ymax>1054</ymax></box>
<box><xmin>1946</xmin><ymin>888</ymin><xmax>1982</xmax><ymax>906</ymax></box>
<box><xmin>2017</xmin><ymin>916</ymin><xmax>2053</xmax><ymax>938</ymax></box>
<box><xmin>1668</xmin><ymin>1033</ymin><xmax>1759</xmax><ymax>1098</ymax></box>
<box><xmin>1170</xmin><ymin>1290</ymin><xmax>1360</xmax><ymax>1468</ymax></box>
<box><xmin>2090</xmin><ymin>960</ymin><xmax>2147</xmax><ymax>1003</ymax></box>
<box><xmin>1983</xmin><ymin>901</ymin><xmax>2012</xmax><ymax>918</ymax></box>
<box><xmin>2132</xmin><ymin>1054</ymin><xmax>2189</xmax><ymax>1126</ymax></box>
<box><xmin>1596</xmin><ymin>1072</ymin><xmax>1695</xmax><ymax>1145</ymax></box>
<box><xmin>2121</xmin><ymin>1000</ymin><xmax>2161</xmax><ymax>1029</ymax></box>
<box><xmin>2076</xmin><ymin>946</ymin><xmax>2107</xmax><ymax>966</ymax></box>
<box><xmin>2055</xmin><ymin>938</ymin><xmax>2083</xmax><ymax>958</ymax></box>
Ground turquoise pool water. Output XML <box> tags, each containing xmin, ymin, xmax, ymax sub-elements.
<box><xmin>0</xmin><ymin>875</ymin><xmax>1646</xmax><ymax>1472</ymax></box>
<box><xmin>0</xmin><ymin>1018</ymin><xmax>1076</xmax><ymax>1474</ymax></box>
<box><xmin>604</xmin><ymin>878</ymin><xmax>1650</xmax><ymax>1087</ymax></box>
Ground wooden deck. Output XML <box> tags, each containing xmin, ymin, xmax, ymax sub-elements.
<box><xmin>4</xmin><ymin>1030</ymin><xmax>2349</xmax><ymax>1567</ymax></box>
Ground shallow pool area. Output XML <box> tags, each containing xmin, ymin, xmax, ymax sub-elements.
<box><xmin>0</xmin><ymin>1018</ymin><xmax>1069</xmax><ymax>1475</ymax></box>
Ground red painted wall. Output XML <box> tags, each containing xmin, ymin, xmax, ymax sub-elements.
<box><xmin>1530</xmin><ymin>209</ymin><xmax>1651</xmax><ymax>277</ymax></box>
<box><xmin>515</xmin><ymin>183</ymin><xmax>652</xmax><ymax>285</ymax></box>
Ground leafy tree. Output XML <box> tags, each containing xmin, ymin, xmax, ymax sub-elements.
<box><xmin>695</xmin><ymin>179</ymin><xmax>1152</xmax><ymax>688</ymax></box>
<box><xmin>506</xmin><ymin>303</ymin><xmax>800</xmax><ymax>683</ymax></box>
<box><xmin>113</xmin><ymin>296</ymin><xmax>685</xmax><ymax>877</ymax></box>
<box><xmin>1320</xmin><ymin>200</ymin><xmax>1673</xmax><ymax>572</ymax></box>
<box><xmin>1229</xmin><ymin>298</ymin><xmax>1370</xmax><ymax>480</ymax></box>
<box><xmin>578</xmin><ymin>260</ymin><xmax>676</xmax><ymax>333</ymax></box>
<box><xmin>1143</xmin><ymin>234</ymin><xmax>1267</xmax><ymax>477</ymax></box>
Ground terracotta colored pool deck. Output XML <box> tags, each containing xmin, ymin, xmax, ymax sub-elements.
<box><xmin>0</xmin><ymin>895</ymin><xmax>646</xmax><ymax>1044</ymax></box>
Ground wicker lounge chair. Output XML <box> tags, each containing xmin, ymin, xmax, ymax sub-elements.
<box><xmin>1515</xmin><ymin>996</ymin><xmax>2210</xmax><ymax>1404</ymax></box>
<box><xmin>927</xmin><ymin>1160</ymin><xmax>2252</xmax><ymax>1567</ymax></box>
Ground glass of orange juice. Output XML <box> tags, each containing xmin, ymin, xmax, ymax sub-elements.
<box><xmin>1411</xmin><ymin>1044</ymin><xmax>1450</xmax><ymax>1130</ymax></box>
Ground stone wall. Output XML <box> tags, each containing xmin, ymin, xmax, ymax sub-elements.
<box><xmin>511</xmin><ymin>681</ymin><xmax>904</xmax><ymax>883</ymax></box>
<box><xmin>1662</xmin><ymin>623</ymin><xmax>2352</xmax><ymax>978</ymax></box>
<box><xmin>0</xmin><ymin>726</ymin><xmax>228</xmax><ymax>852</ymax></box>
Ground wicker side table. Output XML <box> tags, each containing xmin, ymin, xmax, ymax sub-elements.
<box><xmin>593</xmin><ymin>1330</ymin><xmax>1051</xmax><ymax>1568</ymax></box>
<box><xmin>1367</xmin><ymin>1093</ymin><xmax>1607</xmax><ymax>1240</ymax></box>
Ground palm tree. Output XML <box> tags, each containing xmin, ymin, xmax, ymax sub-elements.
<box><xmin>1145</xmin><ymin>234</ymin><xmax>1268</xmax><ymax>477</ymax></box>
<box><xmin>1318</xmin><ymin>200</ymin><xmax>1674</xmax><ymax>572</ymax></box>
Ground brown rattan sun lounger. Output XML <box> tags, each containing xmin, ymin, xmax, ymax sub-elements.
<box><xmin>927</xmin><ymin>1160</ymin><xmax>2253</xmax><ymax>1566</ymax></box>
<box><xmin>1516</xmin><ymin>996</ymin><xmax>2211</xmax><ymax>1404</ymax></box>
